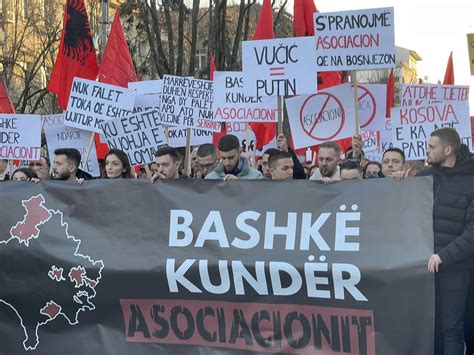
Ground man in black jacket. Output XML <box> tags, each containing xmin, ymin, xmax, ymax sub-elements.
<box><xmin>417</xmin><ymin>128</ymin><xmax>474</xmax><ymax>355</ymax></box>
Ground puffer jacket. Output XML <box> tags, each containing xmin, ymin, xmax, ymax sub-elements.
<box><xmin>417</xmin><ymin>144</ymin><xmax>474</xmax><ymax>271</ymax></box>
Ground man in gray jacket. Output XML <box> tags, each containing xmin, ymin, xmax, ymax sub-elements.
<box><xmin>205</xmin><ymin>135</ymin><xmax>264</xmax><ymax>181</ymax></box>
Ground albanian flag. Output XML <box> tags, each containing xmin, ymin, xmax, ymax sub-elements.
<box><xmin>48</xmin><ymin>0</ymin><xmax>99</xmax><ymax>109</ymax></box>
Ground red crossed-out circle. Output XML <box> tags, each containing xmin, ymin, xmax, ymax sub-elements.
<box><xmin>358</xmin><ymin>85</ymin><xmax>377</xmax><ymax>129</ymax></box>
<box><xmin>299</xmin><ymin>92</ymin><xmax>345</xmax><ymax>141</ymax></box>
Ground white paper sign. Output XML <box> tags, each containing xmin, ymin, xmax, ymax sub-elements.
<box><xmin>286</xmin><ymin>83</ymin><xmax>356</xmax><ymax>149</ymax></box>
<box><xmin>314</xmin><ymin>7</ymin><xmax>395</xmax><ymax>71</ymax></box>
<box><xmin>361</xmin><ymin>130</ymin><xmax>380</xmax><ymax>153</ymax></box>
<box><xmin>0</xmin><ymin>114</ymin><xmax>41</xmax><ymax>160</ymax></box>
<box><xmin>401</xmin><ymin>84</ymin><xmax>470</xmax><ymax>106</ymax></box>
<box><xmin>129</xmin><ymin>80</ymin><xmax>163</xmax><ymax>95</ymax></box>
<box><xmin>213</xmin><ymin>71</ymin><xmax>279</xmax><ymax>122</ymax></box>
<box><xmin>167</xmin><ymin>127</ymin><xmax>213</xmax><ymax>148</ymax></box>
<box><xmin>356</xmin><ymin>84</ymin><xmax>387</xmax><ymax>131</ymax></box>
<box><xmin>100</xmin><ymin>109</ymin><xmax>167</xmax><ymax>166</ymax></box>
<box><xmin>242</xmin><ymin>36</ymin><xmax>318</xmax><ymax>97</ymax></box>
<box><xmin>43</xmin><ymin>114</ymin><xmax>100</xmax><ymax>177</ymax></box>
<box><xmin>65</xmin><ymin>78</ymin><xmax>136</xmax><ymax>133</ymax></box>
<box><xmin>392</xmin><ymin>101</ymin><xmax>472</xmax><ymax>160</ymax></box>
<box><xmin>160</xmin><ymin>75</ymin><xmax>219</xmax><ymax>132</ymax></box>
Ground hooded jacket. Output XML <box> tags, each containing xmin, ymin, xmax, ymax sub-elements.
<box><xmin>205</xmin><ymin>157</ymin><xmax>264</xmax><ymax>180</ymax></box>
<box><xmin>417</xmin><ymin>144</ymin><xmax>474</xmax><ymax>271</ymax></box>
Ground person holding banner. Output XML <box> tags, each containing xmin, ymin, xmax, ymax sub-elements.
<box><xmin>104</xmin><ymin>149</ymin><xmax>132</xmax><ymax>179</ymax></box>
<box><xmin>196</xmin><ymin>144</ymin><xmax>218</xmax><ymax>179</ymax></box>
<box><xmin>11</xmin><ymin>168</ymin><xmax>38</xmax><ymax>181</ymax></box>
<box><xmin>415</xmin><ymin>128</ymin><xmax>474</xmax><ymax>355</ymax></box>
<box><xmin>0</xmin><ymin>159</ymin><xmax>9</xmax><ymax>181</ymax></box>
<box><xmin>53</xmin><ymin>148</ymin><xmax>92</xmax><ymax>182</ymax></box>
<box><xmin>205</xmin><ymin>135</ymin><xmax>264</xmax><ymax>181</ymax></box>
<box><xmin>28</xmin><ymin>156</ymin><xmax>51</xmax><ymax>180</ymax></box>
<box><xmin>268</xmin><ymin>151</ymin><xmax>294</xmax><ymax>181</ymax></box>
<box><xmin>261</xmin><ymin>148</ymin><xmax>280</xmax><ymax>179</ymax></box>
<box><xmin>381</xmin><ymin>148</ymin><xmax>405</xmax><ymax>178</ymax></box>
<box><xmin>275</xmin><ymin>134</ymin><xmax>306</xmax><ymax>180</ymax></box>
<box><xmin>339</xmin><ymin>160</ymin><xmax>363</xmax><ymax>181</ymax></box>
<box><xmin>309</xmin><ymin>141</ymin><xmax>341</xmax><ymax>181</ymax></box>
<box><xmin>151</xmin><ymin>146</ymin><xmax>187</xmax><ymax>181</ymax></box>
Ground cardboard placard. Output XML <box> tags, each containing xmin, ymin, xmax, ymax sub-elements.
<box><xmin>242</xmin><ymin>36</ymin><xmax>318</xmax><ymax>97</ymax></box>
<box><xmin>65</xmin><ymin>78</ymin><xmax>136</xmax><ymax>133</ymax></box>
<box><xmin>314</xmin><ymin>7</ymin><xmax>395</xmax><ymax>71</ymax></box>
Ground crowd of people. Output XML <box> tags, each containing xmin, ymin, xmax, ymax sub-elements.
<box><xmin>0</xmin><ymin>127</ymin><xmax>473</xmax><ymax>355</ymax></box>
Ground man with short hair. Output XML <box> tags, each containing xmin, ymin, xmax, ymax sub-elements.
<box><xmin>196</xmin><ymin>143</ymin><xmax>218</xmax><ymax>178</ymax></box>
<box><xmin>0</xmin><ymin>159</ymin><xmax>9</xmax><ymax>181</ymax></box>
<box><xmin>268</xmin><ymin>151</ymin><xmax>294</xmax><ymax>181</ymax></box>
<box><xmin>205</xmin><ymin>134</ymin><xmax>264</xmax><ymax>180</ymax></box>
<box><xmin>416</xmin><ymin>128</ymin><xmax>474</xmax><ymax>355</ymax></box>
<box><xmin>382</xmin><ymin>147</ymin><xmax>405</xmax><ymax>177</ymax></box>
<box><xmin>29</xmin><ymin>156</ymin><xmax>51</xmax><ymax>180</ymax></box>
<box><xmin>340</xmin><ymin>160</ymin><xmax>363</xmax><ymax>181</ymax></box>
<box><xmin>261</xmin><ymin>148</ymin><xmax>280</xmax><ymax>179</ymax></box>
<box><xmin>275</xmin><ymin>133</ymin><xmax>307</xmax><ymax>179</ymax></box>
<box><xmin>310</xmin><ymin>141</ymin><xmax>341</xmax><ymax>181</ymax></box>
<box><xmin>190</xmin><ymin>146</ymin><xmax>199</xmax><ymax>178</ymax></box>
<box><xmin>152</xmin><ymin>146</ymin><xmax>185</xmax><ymax>181</ymax></box>
<box><xmin>53</xmin><ymin>148</ymin><xmax>82</xmax><ymax>181</ymax></box>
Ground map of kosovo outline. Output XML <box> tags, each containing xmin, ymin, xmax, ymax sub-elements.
<box><xmin>0</xmin><ymin>194</ymin><xmax>105</xmax><ymax>351</ymax></box>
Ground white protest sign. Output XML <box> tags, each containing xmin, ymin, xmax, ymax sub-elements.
<box><xmin>65</xmin><ymin>78</ymin><xmax>136</xmax><ymax>133</ymax></box>
<box><xmin>401</xmin><ymin>84</ymin><xmax>470</xmax><ymax>106</ymax></box>
<box><xmin>356</xmin><ymin>84</ymin><xmax>387</xmax><ymax>131</ymax></box>
<box><xmin>213</xmin><ymin>71</ymin><xmax>279</xmax><ymax>122</ymax></box>
<box><xmin>242</xmin><ymin>36</ymin><xmax>317</xmax><ymax>97</ymax></box>
<box><xmin>129</xmin><ymin>80</ymin><xmax>162</xmax><ymax>113</ymax></box>
<box><xmin>286</xmin><ymin>83</ymin><xmax>356</xmax><ymax>149</ymax></box>
<box><xmin>100</xmin><ymin>109</ymin><xmax>167</xmax><ymax>166</ymax></box>
<box><xmin>129</xmin><ymin>80</ymin><xmax>163</xmax><ymax>95</ymax></box>
<box><xmin>160</xmin><ymin>75</ymin><xmax>219</xmax><ymax>132</ymax></box>
<box><xmin>392</xmin><ymin>101</ymin><xmax>472</xmax><ymax>160</ymax></box>
<box><xmin>224</xmin><ymin>122</ymin><xmax>276</xmax><ymax>157</ymax></box>
<box><xmin>361</xmin><ymin>130</ymin><xmax>380</xmax><ymax>154</ymax></box>
<box><xmin>314</xmin><ymin>7</ymin><xmax>395</xmax><ymax>71</ymax></box>
<box><xmin>43</xmin><ymin>114</ymin><xmax>100</xmax><ymax>177</ymax></box>
<box><xmin>0</xmin><ymin>114</ymin><xmax>41</xmax><ymax>160</ymax></box>
<box><xmin>167</xmin><ymin>127</ymin><xmax>213</xmax><ymax>148</ymax></box>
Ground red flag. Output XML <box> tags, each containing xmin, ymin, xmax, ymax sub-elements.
<box><xmin>249</xmin><ymin>0</ymin><xmax>276</xmax><ymax>150</ymax></box>
<box><xmin>210</xmin><ymin>54</ymin><xmax>227</xmax><ymax>147</ymax></box>
<box><xmin>0</xmin><ymin>79</ymin><xmax>15</xmax><ymax>113</ymax></box>
<box><xmin>98</xmin><ymin>10</ymin><xmax>139</xmax><ymax>87</ymax></box>
<box><xmin>47</xmin><ymin>0</ymin><xmax>99</xmax><ymax>109</ymax></box>
<box><xmin>386</xmin><ymin>68</ymin><xmax>394</xmax><ymax>118</ymax></box>
<box><xmin>443</xmin><ymin>51</ymin><xmax>454</xmax><ymax>85</ymax></box>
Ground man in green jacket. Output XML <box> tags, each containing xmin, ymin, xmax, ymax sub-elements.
<box><xmin>205</xmin><ymin>134</ymin><xmax>264</xmax><ymax>181</ymax></box>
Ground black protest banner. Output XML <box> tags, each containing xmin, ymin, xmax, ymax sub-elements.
<box><xmin>0</xmin><ymin>179</ymin><xmax>434</xmax><ymax>354</ymax></box>
<box><xmin>100</xmin><ymin>109</ymin><xmax>167</xmax><ymax>166</ymax></box>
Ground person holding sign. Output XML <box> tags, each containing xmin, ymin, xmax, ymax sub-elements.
<box><xmin>415</xmin><ymin>128</ymin><xmax>474</xmax><ymax>355</ymax></box>
<box><xmin>205</xmin><ymin>135</ymin><xmax>264</xmax><ymax>181</ymax></box>
<box><xmin>104</xmin><ymin>149</ymin><xmax>132</xmax><ymax>179</ymax></box>
<box><xmin>151</xmin><ymin>146</ymin><xmax>187</xmax><ymax>182</ymax></box>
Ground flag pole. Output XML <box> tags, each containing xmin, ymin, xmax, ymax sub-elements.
<box><xmin>351</xmin><ymin>70</ymin><xmax>360</xmax><ymax>135</ymax></box>
<box><xmin>245</xmin><ymin>123</ymin><xmax>250</xmax><ymax>158</ymax></box>
<box><xmin>277</xmin><ymin>96</ymin><xmax>283</xmax><ymax>135</ymax></box>
<box><xmin>84</xmin><ymin>133</ymin><xmax>96</xmax><ymax>168</ymax></box>
<box><xmin>184</xmin><ymin>128</ymin><xmax>191</xmax><ymax>176</ymax></box>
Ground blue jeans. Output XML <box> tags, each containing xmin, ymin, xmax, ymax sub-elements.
<box><xmin>435</xmin><ymin>270</ymin><xmax>471</xmax><ymax>355</ymax></box>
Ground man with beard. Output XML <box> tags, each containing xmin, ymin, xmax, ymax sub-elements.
<box><xmin>151</xmin><ymin>146</ymin><xmax>186</xmax><ymax>181</ymax></box>
<box><xmin>29</xmin><ymin>156</ymin><xmax>51</xmax><ymax>180</ymax></box>
<box><xmin>53</xmin><ymin>148</ymin><xmax>83</xmax><ymax>181</ymax></box>
<box><xmin>196</xmin><ymin>144</ymin><xmax>218</xmax><ymax>178</ymax></box>
<box><xmin>309</xmin><ymin>141</ymin><xmax>341</xmax><ymax>181</ymax></box>
<box><xmin>416</xmin><ymin>128</ymin><xmax>474</xmax><ymax>355</ymax></box>
<box><xmin>205</xmin><ymin>134</ymin><xmax>263</xmax><ymax>180</ymax></box>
